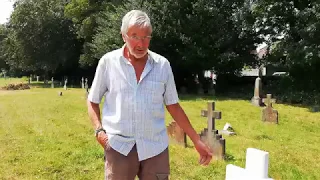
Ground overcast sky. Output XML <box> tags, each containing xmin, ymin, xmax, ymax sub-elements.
<box><xmin>0</xmin><ymin>0</ymin><xmax>14</xmax><ymax>24</ymax></box>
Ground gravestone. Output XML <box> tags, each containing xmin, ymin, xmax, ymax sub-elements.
<box><xmin>225</xmin><ymin>148</ymin><xmax>273</xmax><ymax>180</ymax></box>
<box><xmin>251</xmin><ymin>77</ymin><xmax>265</xmax><ymax>107</ymax></box>
<box><xmin>180</xmin><ymin>86</ymin><xmax>187</xmax><ymax>94</ymax></box>
<box><xmin>2</xmin><ymin>69</ymin><xmax>7</xmax><ymax>79</ymax></box>
<box><xmin>36</xmin><ymin>76</ymin><xmax>39</xmax><ymax>82</ymax></box>
<box><xmin>208</xmin><ymin>83</ymin><xmax>215</xmax><ymax>96</ymax></box>
<box><xmin>64</xmin><ymin>78</ymin><xmax>68</xmax><ymax>90</ymax></box>
<box><xmin>199</xmin><ymin>102</ymin><xmax>225</xmax><ymax>160</ymax></box>
<box><xmin>85</xmin><ymin>78</ymin><xmax>89</xmax><ymax>96</ymax></box>
<box><xmin>28</xmin><ymin>76</ymin><xmax>31</xmax><ymax>85</ymax></box>
<box><xmin>311</xmin><ymin>105</ymin><xmax>320</xmax><ymax>112</ymax></box>
<box><xmin>81</xmin><ymin>77</ymin><xmax>85</xmax><ymax>89</ymax></box>
<box><xmin>51</xmin><ymin>77</ymin><xmax>54</xmax><ymax>88</ymax></box>
<box><xmin>166</xmin><ymin>121</ymin><xmax>187</xmax><ymax>148</ymax></box>
<box><xmin>197</xmin><ymin>84</ymin><xmax>204</xmax><ymax>95</ymax></box>
<box><xmin>262</xmin><ymin>94</ymin><xmax>278</xmax><ymax>124</ymax></box>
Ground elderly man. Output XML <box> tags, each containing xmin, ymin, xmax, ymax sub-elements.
<box><xmin>87</xmin><ymin>10</ymin><xmax>212</xmax><ymax>180</ymax></box>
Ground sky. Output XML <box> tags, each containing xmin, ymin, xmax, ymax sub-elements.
<box><xmin>0</xmin><ymin>0</ymin><xmax>14</xmax><ymax>24</ymax></box>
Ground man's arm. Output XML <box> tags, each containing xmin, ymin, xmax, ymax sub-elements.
<box><xmin>87</xmin><ymin>101</ymin><xmax>102</xmax><ymax>130</ymax></box>
<box><xmin>163</xmin><ymin>60</ymin><xmax>212</xmax><ymax>165</ymax></box>
<box><xmin>87</xmin><ymin>56</ymin><xmax>108</xmax><ymax>147</ymax></box>
<box><xmin>166</xmin><ymin>103</ymin><xmax>212</xmax><ymax>166</ymax></box>
<box><xmin>166</xmin><ymin>103</ymin><xmax>200</xmax><ymax>143</ymax></box>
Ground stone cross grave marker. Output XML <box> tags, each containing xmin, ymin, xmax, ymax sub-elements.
<box><xmin>166</xmin><ymin>121</ymin><xmax>187</xmax><ymax>148</ymax></box>
<box><xmin>85</xmin><ymin>78</ymin><xmax>89</xmax><ymax>93</ymax></box>
<box><xmin>262</xmin><ymin>94</ymin><xmax>278</xmax><ymax>124</ymax></box>
<box><xmin>81</xmin><ymin>77</ymin><xmax>85</xmax><ymax>89</ymax></box>
<box><xmin>226</xmin><ymin>148</ymin><xmax>274</xmax><ymax>180</ymax></box>
<box><xmin>64</xmin><ymin>78</ymin><xmax>68</xmax><ymax>90</ymax></box>
<box><xmin>51</xmin><ymin>77</ymin><xmax>54</xmax><ymax>88</ymax></box>
<box><xmin>251</xmin><ymin>77</ymin><xmax>265</xmax><ymax>107</ymax></box>
<box><xmin>200</xmin><ymin>102</ymin><xmax>225</xmax><ymax>160</ymax></box>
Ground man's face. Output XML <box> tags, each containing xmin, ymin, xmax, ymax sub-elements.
<box><xmin>123</xmin><ymin>25</ymin><xmax>152</xmax><ymax>59</ymax></box>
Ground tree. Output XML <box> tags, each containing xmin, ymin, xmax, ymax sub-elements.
<box><xmin>253</xmin><ymin>1</ymin><xmax>320</xmax><ymax>90</ymax></box>
<box><xmin>65</xmin><ymin>0</ymin><xmax>124</xmax><ymax>67</ymax></box>
<box><xmin>4</xmin><ymin>0</ymin><xmax>80</xmax><ymax>77</ymax></box>
<box><xmin>88</xmin><ymin>0</ymin><xmax>262</xmax><ymax>91</ymax></box>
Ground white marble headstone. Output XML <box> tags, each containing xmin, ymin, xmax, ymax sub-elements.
<box><xmin>225</xmin><ymin>148</ymin><xmax>273</xmax><ymax>180</ymax></box>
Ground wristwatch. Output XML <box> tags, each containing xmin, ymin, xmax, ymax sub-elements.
<box><xmin>95</xmin><ymin>128</ymin><xmax>106</xmax><ymax>137</ymax></box>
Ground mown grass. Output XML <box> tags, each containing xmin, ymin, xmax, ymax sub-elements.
<box><xmin>0</xmin><ymin>78</ymin><xmax>319</xmax><ymax>180</ymax></box>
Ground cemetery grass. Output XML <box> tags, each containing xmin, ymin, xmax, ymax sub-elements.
<box><xmin>0</xmin><ymin>81</ymin><xmax>320</xmax><ymax>179</ymax></box>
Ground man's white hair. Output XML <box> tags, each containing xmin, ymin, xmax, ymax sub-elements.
<box><xmin>121</xmin><ymin>10</ymin><xmax>152</xmax><ymax>34</ymax></box>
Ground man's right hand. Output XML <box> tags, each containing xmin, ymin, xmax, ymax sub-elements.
<box><xmin>96</xmin><ymin>131</ymin><xmax>109</xmax><ymax>149</ymax></box>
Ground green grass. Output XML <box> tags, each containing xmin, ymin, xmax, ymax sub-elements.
<box><xmin>1</xmin><ymin>78</ymin><xmax>320</xmax><ymax>180</ymax></box>
<box><xmin>0</xmin><ymin>78</ymin><xmax>26</xmax><ymax>87</ymax></box>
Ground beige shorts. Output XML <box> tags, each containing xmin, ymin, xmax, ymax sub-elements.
<box><xmin>104</xmin><ymin>140</ymin><xmax>170</xmax><ymax>180</ymax></box>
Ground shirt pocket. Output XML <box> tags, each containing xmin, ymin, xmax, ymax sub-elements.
<box><xmin>143</xmin><ymin>81</ymin><xmax>165</xmax><ymax>104</ymax></box>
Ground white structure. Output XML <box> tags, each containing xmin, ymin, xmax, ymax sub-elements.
<box><xmin>225</xmin><ymin>148</ymin><xmax>273</xmax><ymax>180</ymax></box>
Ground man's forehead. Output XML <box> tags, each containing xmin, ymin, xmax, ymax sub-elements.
<box><xmin>127</xmin><ymin>25</ymin><xmax>151</xmax><ymax>34</ymax></box>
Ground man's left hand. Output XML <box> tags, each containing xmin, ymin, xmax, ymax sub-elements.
<box><xmin>194</xmin><ymin>139</ymin><xmax>213</xmax><ymax>166</ymax></box>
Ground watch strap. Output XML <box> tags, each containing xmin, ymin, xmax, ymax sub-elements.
<box><xmin>95</xmin><ymin>128</ymin><xmax>106</xmax><ymax>137</ymax></box>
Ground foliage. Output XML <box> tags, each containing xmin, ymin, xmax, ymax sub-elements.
<box><xmin>2</xmin><ymin>0</ymin><xmax>79</xmax><ymax>76</ymax></box>
<box><xmin>253</xmin><ymin>1</ymin><xmax>320</xmax><ymax>90</ymax></box>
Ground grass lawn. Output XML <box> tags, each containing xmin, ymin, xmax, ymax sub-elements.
<box><xmin>0</xmin><ymin>78</ymin><xmax>319</xmax><ymax>180</ymax></box>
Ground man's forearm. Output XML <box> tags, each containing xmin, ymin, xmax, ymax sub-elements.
<box><xmin>87</xmin><ymin>100</ymin><xmax>102</xmax><ymax>130</ymax></box>
<box><xmin>166</xmin><ymin>103</ymin><xmax>200</xmax><ymax>143</ymax></box>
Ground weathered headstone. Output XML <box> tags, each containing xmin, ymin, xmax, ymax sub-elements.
<box><xmin>51</xmin><ymin>77</ymin><xmax>54</xmax><ymax>88</ymax></box>
<box><xmin>208</xmin><ymin>83</ymin><xmax>215</xmax><ymax>96</ymax></box>
<box><xmin>197</xmin><ymin>84</ymin><xmax>204</xmax><ymax>95</ymax></box>
<box><xmin>64</xmin><ymin>78</ymin><xmax>68</xmax><ymax>90</ymax></box>
<box><xmin>251</xmin><ymin>77</ymin><xmax>265</xmax><ymax>107</ymax></box>
<box><xmin>180</xmin><ymin>86</ymin><xmax>187</xmax><ymax>94</ymax></box>
<box><xmin>2</xmin><ymin>69</ymin><xmax>7</xmax><ymax>79</ymax></box>
<box><xmin>28</xmin><ymin>76</ymin><xmax>31</xmax><ymax>85</ymax></box>
<box><xmin>59</xmin><ymin>91</ymin><xmax>63</xmax><ymax>96</ymax></box>
<box><xmin>81</xmin><ymin>77</ymin><xmax>85</xmax><ymax>89</ymax></box>
<box><xmin>311</xmin><ymin>105</ymin><xmax>320</xmax><ymax>112</ymax></box>
<box><xmin>200</xmin><ymin>102</ymin><xmax>225</xmax><ymax>160</ymax></box>
<box><xmin>226</xmin><ymin>148</ymin><xmax>273</xmax><ymax>180</ymax></box>
<box><xmin>167</xmin><ymin>121</ymin><xmax>187</xmax><ymax>148</ymax></box>
<box><xmin>36</xmin><ymin>76</ymin><xmax>39</xmax><ymax>82</ymax></box>
<box><xmin>262</xmin><ymin>94</ymin><xmax>278</xmax><ymax>124</ymax></box>
<box><xmin>85</xmin><ymin>78</ymin><xmax>88</xmax><ymax>89</ymax></box>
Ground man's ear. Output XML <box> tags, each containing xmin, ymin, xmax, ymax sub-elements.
<box><xmin>121</xmin><ymin>33</ymin><xmax>126</xmax><ymax>42</ymax></box>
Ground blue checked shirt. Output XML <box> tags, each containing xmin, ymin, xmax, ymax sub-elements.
<box><xmin>88</xmin><ymin>46</ymin><xmax>179</xmax><ymax>161</ymax></box>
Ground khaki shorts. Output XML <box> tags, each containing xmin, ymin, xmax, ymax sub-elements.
<box><xmin>104</xmin><ymin>140</ymin><xmax>170</xmax><ymax>180</ymax></box>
